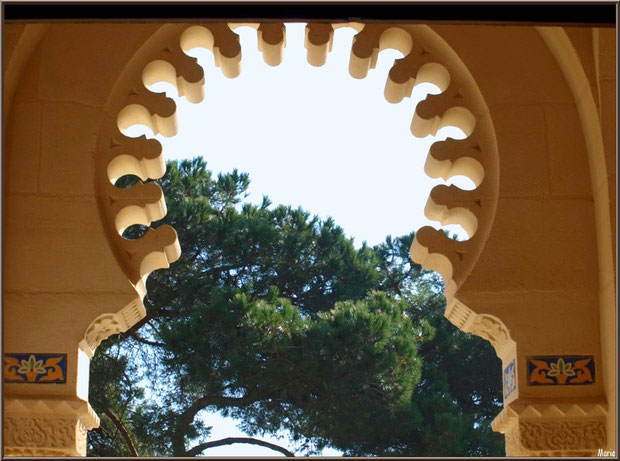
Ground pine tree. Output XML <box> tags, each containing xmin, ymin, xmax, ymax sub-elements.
<box><xmin>88</xmin><ymin>158</ymin><xmax>503</xmax><ymax>456</ymax></box>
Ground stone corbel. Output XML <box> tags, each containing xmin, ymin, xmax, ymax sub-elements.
<box><xmin>445</xmin><ymin>298</ymin><xmax>519</xmax><ymax>406</ymax></box>
<box><xmin>445</xmin><ymin>298</ymin><xmax>516</xmax><ymax>360</ymax></box>
<box><xmin>79</xmin><ymin>298</ymin><xmax>146</xmax><ymax>358</ymax></box>
<box><xmin>492</xmin><ymin>399</ymin><xmax>607</xmax><ymax>456</ymax></box>
<box><xmin>3</xmin><ymin>397</ymin><xmax>99</xmax><ymax>456</ymax></box>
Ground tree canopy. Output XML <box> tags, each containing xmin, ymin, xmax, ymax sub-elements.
<box><xmin>87</xmin><ymin>157</ymin><xmax>504</xmax><ymax>457</ymax></box>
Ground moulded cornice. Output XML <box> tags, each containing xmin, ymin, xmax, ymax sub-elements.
<box><xmin>4</xmin><ymin>396</ymin><xmax>100</xmax><ymax>430</ymax></box>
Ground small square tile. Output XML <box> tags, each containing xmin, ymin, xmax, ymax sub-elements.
<box><xmin>527</xmin><ymin>355</ymin><xmax>595</xmax><ymax>386</ymax></box>
<box><xmin>4</xmin><ymin>353</ymin><xmax>67</xmax><ymax>383</ymax></box>
<box><xmin>503</xmin><ymin>359</ymin><xmax>516</xmax><ymax>399</ymax></box>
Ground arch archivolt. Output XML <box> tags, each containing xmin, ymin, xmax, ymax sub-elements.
<box><xmin>90</xmin><ymin>22</ymin><xmax>501</xmax><ymax>357</ymax></box>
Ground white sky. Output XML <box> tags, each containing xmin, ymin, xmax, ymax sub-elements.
<box><xmin>124</xmin><ymin>23</ymin><xmax>473</xmax><ymax>456</ymax></box>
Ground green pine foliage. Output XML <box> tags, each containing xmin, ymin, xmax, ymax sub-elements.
<box><xmin>88</xmin><ymin>158</ymin><xmax>504</xmax><ymax>456</ymax></box>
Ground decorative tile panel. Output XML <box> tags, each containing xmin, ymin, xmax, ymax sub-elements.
<box><xmin>503</xmin><ymin>359</ymin><xmax>517</xmax><ymax>399</ymax></box>
<box><xmin>4</xmin><ymin>353</ymin><xmax>67</xmax><ymax>383</ymax></box>
<box><xmin>527</xmin><ymin>355</ymin><xmax>594</xmax><ymax>386</ymax></box>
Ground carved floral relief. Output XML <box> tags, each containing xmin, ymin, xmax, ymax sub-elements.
<box><xmin>519</xmin><ymin>420</ymin><xmax>605</xmax><ymax>451</ymax></box>
<box><xmin>4</xmin><ymin>416</ymin><xmax>83</xmax><ymax>456</ymax></box>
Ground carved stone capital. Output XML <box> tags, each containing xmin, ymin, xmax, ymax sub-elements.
<box><xmin>492</xmin><ymin>399</ymin><xmax>607</xmax><ymax>456</ymax></box>
<box><xmin>3</xmin><ymin>397</ymin><xmax>99</xmax><ymax>456</ymax></box>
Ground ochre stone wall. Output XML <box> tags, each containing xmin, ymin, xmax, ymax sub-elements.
<box><xmin>4</xmin><ymin>23</ymin><xmax>162</xmax><ymax>456</ymax></box>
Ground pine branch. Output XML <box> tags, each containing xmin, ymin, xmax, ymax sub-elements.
<box><xmin>185</xmin><ymin>437</ymin><xmax>295</xmax><ymax>457</ymax></box>
<box><xmin>101</xmin><ymin>408</ymin><xmax>139</xmax><ymax>457</ymax></box>
<box><xmin>171</xmin><ymin>391</ymin><xmax>259</xmax><ymax>456</ymax></box>
<box><xmin>199</xmin><ymin>263</ymin><xmax>241</xmax><ymax>277</ymax></box>
<box><xmin>127</xmin><ymin>331</ymin><xmax>165</xmax><ymax>348</ymax></box>
<box><xmin>147</xmin><ymin>320</ymin><xmax>165</xmax><ymax>339</ymax></box>
<box><xmin>122</xmin><ymin>312</ymin><xmax>152</xmax><ymax>336</ymax></box>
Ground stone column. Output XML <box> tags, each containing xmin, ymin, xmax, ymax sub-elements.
<box><xmin>445</xmin><ymin>299</ymin><xmax>608</xmax><ymax>456</ymax></box>
<box><xmin>4</xmin><ymin>22</ymin><xmax>181</xmax><ymax>457</ymax></box>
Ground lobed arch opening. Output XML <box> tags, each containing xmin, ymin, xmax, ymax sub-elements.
<box><xmin>91</xmin><ymin>20</ymin><xmax>502</xmax><ymax>376</ymax></box>
<box><xmin>119</xmin><ymin>23</ymin><xmax>475</xmax><ymax>247</ymax></box>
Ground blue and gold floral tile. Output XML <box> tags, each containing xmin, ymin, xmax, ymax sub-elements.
<box><xmin>527</xmin><ymin>355</ymin><xmax>594</xmax><ymax>386</ymax></box>
<box><xmin>503</xmin><ymin>359</ymin><xmax>517</xmax><ymax>399</ymax></box>
<box><xmin>4</xmin><ymin>353</ymin><xmax>67</xmax><ymax>383</ymax></box>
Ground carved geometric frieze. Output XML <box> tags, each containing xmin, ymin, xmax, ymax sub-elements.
<box><xmin>4</xmin><ymin>353</ymin><xmax>67</xmax><ymax>383</ymax></box>
<box><xmin>520</xmin><ymin>420</ymin><xmax>605</xmax><ymax>452</ymax></box>
<box><xmin>527</xmin><ymin>355</ymin><xmax>595</xmax><ymax>386</ymax></box>
<box><xmin>3</xmin><ymin>416</ymin><xmax>87</xmax><ymax>457</ymax></box>
<box><xmin>493</xmin><ymin>399</ymin><xmax>607</xmax><ymax>456</ymax></box>
<box><xmin>503</xmin><ymin>420</ymin><xmax>606</xmax><ymax>456</ymax></box>
<box><xmin>4</xmin><ymin>397</ymin><xmax>99</xmax><ymax>457</ymax></box>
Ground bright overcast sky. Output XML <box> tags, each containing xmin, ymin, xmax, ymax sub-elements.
<box><xmin>125</xmin><ymin>22</ymin><xmax>472</xmax><ymax>456</ymax></box>
<box><xmin>128</xmin><ymin>23</ymin><xmax>471</xmax><ymax>248</ymax></box>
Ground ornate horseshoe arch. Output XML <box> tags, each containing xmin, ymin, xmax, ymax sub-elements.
<box><xmin>89</xmin><ymin>22</ymin><xmax>502</xmax><ymax>358</ymax></box>
<box><xmin>4</xmin><ymin>17</ymin><xmax>613</xmax><ymax>458</ymax></box>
